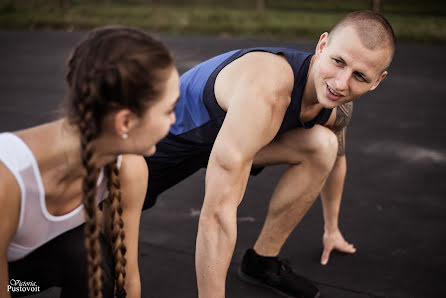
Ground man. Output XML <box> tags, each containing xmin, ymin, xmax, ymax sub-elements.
<box><xmin>143</xmin><ymin>10</ymin><xmax>395</xmax><ymax>298</ymax></box>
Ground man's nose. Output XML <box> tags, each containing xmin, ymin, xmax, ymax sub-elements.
<box><xmin>334</xmin><ymin>69</ymin><xmax>349</xmax><ymax>91</ymax></box>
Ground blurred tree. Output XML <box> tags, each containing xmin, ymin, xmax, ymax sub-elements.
<box><xmin>60</xmin><ymin>0</ymin><xmax>69</xmax><ymax>9</ymax></box>
<box><xmin>152</xmin><ymin>0</ymin><xmax>161</xmax><ymax>10</ymax></box>
<box><xmin>372</xmin><ymin>0</ymin><xmax>381</xmax><ymax>12</ymax></box>
<box><xmin>256</xmin><ymin>0</ymin><xmax>265</xmax><ymax>12</ymax></box>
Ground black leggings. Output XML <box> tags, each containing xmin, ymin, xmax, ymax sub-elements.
<box><xmin>8</xmin><ymin>224</ymin><xmax>115</xmax><ymax>298</ymax></box>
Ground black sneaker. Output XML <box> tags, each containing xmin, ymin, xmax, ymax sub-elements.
<box><xmin>238</xmin><ymin>249</ymin><xmax>320</xmax><ymax>298</ymax></box>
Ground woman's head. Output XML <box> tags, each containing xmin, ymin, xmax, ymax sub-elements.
<box><xmin>66</xmin><ymin>25</ymin><xmax>177</xmax><ymax>150</ymax></box>
<box><xmin>64</xmin><ymin>25</ymin><xmax>177</xmax><ymax>298</ymax></box>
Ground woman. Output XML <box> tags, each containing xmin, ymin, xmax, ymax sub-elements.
<box><xmin>0</xmin><ymin>25</ymin><xmax>179</xmax><ymax>298</ymax></box>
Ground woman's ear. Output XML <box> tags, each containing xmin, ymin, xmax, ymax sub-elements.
<box><xmin>113</xmin><ymin>109</ymin><xmax>136</xmax><ymax>137</ymax></box>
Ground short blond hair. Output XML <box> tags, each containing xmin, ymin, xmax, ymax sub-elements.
<box><xmin>329</xmin><ymin>10</ymin><xmax>396</xmax><ymax>69</ymax></box>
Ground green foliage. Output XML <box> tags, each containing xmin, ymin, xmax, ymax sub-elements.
<box><xmin>0</xmin><ymin>0</ymin><xmax>445</xmax><ymax>44</ymax></box>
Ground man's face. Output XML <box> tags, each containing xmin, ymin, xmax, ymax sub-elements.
<box><xmin>311</xmin><ymin>25</ymin><xmax>391</xmax><ymax>109</ymax></box>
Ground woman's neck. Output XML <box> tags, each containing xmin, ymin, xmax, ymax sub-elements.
<box><xmin>16</xmin><ymin>119</ymin><xmax>117</xmax><ymax>186</ymax></box>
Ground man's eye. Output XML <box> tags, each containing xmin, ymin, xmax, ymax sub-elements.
<box><xmin>333</xmin><ymin>58</ymin><xmax>342</xmax><ymax>64</ymax></box>
<box><xmin>355</xmin><ymin>73</ymin><xmax>366</xmax><ymax>82</ymax></box>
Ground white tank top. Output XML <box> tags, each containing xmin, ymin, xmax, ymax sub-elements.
<box><xmin>0</xmin><ymin>132</ymin><xmax>121</xmax><ymax>262</ymax></box>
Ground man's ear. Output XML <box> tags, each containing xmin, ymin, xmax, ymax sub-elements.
<box><xmin>370</xmin><ymin>71</ymin><xmax>388</xmax><ymax>91</ymax></box>
<box><xmin>113</xmin><ymin>109</ymin><xmax>136</xmax><ymax>137</ymax></box>
<box><xmin>315</xmin><ymin>32</ymin><xmax>329</xmax><ymax>56</ymax></box>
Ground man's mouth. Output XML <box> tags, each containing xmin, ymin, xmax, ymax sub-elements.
<box><xmin>326</xmin><ymin>84</ymin><xmax>343</xmax><ymax>100</ymax></box>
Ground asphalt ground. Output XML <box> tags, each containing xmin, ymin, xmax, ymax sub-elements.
<box><xmin>1</xmin><ymin>31</ymin><xmax>445</xmax><ymax>298</ymax></box>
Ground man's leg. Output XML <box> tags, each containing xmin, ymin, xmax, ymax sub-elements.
<box><xmin>144</xmin><ymin>154</ymin><xmax>208</xmax><ymax>209</ymax></box>
<box><xmin>253</xmin><ymin>125</ymin><xmax>338</xmax><ymax>256</ymax></box>
<box><xmin>143</xmin><ymin>133</ymin><xmax>211</xmax><ymax>210</ymax></box>
<box><xmin>238</xmin><ymin>125</ymin><xmax>337</xmax><ymax>298</ymax></box>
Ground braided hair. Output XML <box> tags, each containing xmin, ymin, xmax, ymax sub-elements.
<box><xmin>65</xmin><ymin>25</ymin><xmax>173</xmax><ymax>298</ymax></box>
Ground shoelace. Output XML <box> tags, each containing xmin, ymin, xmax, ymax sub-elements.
<box><xmin>276</xmin><ymin>257</ymin><xmax>293</xmax><ymax>273</ymax></box>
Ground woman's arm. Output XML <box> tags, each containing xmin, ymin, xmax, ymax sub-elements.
<box><xmin>103</xmin><ymin>154</ymin><xmax>147</xmax><ymax>298</ymax></box>
<box><xmin>0</xmin><ymin>163</ymin><xmax>22</xmax><ymax>297</ymax></box>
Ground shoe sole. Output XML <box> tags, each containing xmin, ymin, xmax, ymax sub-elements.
<box><xmin>237</xmin><ymin>267</ymin><xmax>320</xmax><ymax>298</ymax></box>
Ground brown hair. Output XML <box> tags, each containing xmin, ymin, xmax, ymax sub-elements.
<box><xmin>329</xmin><ymin>10</ymin><xmax>396</xmax><ymax>69</ymax></box>
<box><xmin>65</xmin><ymin>25</ymin><xmax>173</xmax><ymax>298</ymax></box>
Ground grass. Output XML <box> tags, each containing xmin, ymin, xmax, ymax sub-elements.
<box><xmin>0</xmin><ymin>1</ymin><xmax>445</xmax><ymax>44</ymax></box>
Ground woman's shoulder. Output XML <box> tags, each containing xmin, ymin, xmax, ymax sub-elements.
<box><xmin>14</xmin><ymin>122</ymin><xmax>57</xmax><ymax>156</ymax></box>
<box><xmin>118</xmin><ymin>154</ymin><xmax>148</xmax><ymax>207</ymax></box>
<box><xmin>120</xmin><ymin>155</ymin><xmax>148</xmax><ymax>182</ymax></box>
<box><xmin>0</xmin><ymin>161</ymin><xmax>21</xmax><ymax>248</ymax></box>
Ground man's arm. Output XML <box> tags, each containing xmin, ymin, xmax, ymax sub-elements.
<box><xmin>320</xmin><ymin>102</ymin><xmax>356</xmax><ymax>265</ymax></box>
<box><xmin>196</xmin><ymin>53</ymin><xmax>293</xmax><ymax>298</ymax></box>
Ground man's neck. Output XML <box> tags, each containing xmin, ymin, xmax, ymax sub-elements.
<box><xmin>300</xmin><ymin>55</ymin><xmax>323</xmax><ymax>122</ymax></box>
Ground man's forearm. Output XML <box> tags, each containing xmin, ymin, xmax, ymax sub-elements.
<box><xmin>320</xmin><ymin>155</ymin><xmax>346</xmax><ymax>232</ymax></box>
<box><xmin>196</xmin><ymin>208</ymin><xmax>237</xmax><ymax>298</ymax></box>
<box><xmin>196</xmin><ymin>157</ymin><xmax>251</xmax><ymax>298</ymax></box>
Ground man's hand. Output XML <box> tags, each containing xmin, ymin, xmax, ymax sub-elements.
<box><xmin>320</xmin><ymin>102</ymin><xmax>355</xmax><ymax>266</ymax></box>
<box><xmin>321</xmin><ymin>228</ymin><xmax>356</xmax><ymax>265</ymax></box>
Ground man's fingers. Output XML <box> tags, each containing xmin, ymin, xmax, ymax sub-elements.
<box><xmin>321</xmin><ymin>247</ymin><xmax>332</xmax><ymax>265</ymax></box>
<box><xmin>335</xmin><ymin>242</ymin><xmax>356</xmax><ymax>254</ymax></box>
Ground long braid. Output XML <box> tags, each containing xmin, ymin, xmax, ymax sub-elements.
<box><xmin>65</xmin><ymin>25</ymin><xmax>174</xmax><ymax>298</ymax></box>
<box><xmin>77</xmin><ymin>74</ymin><xmax>104</xmax><ymax>298</ymax></box>
<box><xmin>105</xmin><ymin>160</ymin><xmax>127</xmax><ymax>298</ymax></box>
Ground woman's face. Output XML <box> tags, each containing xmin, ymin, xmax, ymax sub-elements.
<box><xmin>128</xmin><ymin>66</ymin><xmax>180</xmax><ymax>156</ymax></box>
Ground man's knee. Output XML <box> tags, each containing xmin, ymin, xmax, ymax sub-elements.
<box><xmin>305</xmin><ymin>125</ymin><xmax>338</xmax><ymax>171</ymax></box>
<box><xmin>282</xmin><ymin>125</ymin><xmax>337</xmax><ymax>169</ymax></box>
<box><xmin>254</xmin><ymin>126</ymin><xmax>338</xmax><ymax>167</ymax></box>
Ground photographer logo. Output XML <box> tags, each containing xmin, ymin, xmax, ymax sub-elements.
<box><xmin>7</xmin><ymin>279</ymin><xmax>40</xmax><ymax>293</ymax></box>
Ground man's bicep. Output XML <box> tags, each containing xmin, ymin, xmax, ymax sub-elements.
<box><xmin>334</xmin><ymin>102</ymin><xmax>353</xmax><ymax>130</ymax></box>
<box><xmin>336</xmin><ymin>127</ymin><xmax>347</xmax><ymax>156</ymax></box>
<box><xmin>204</xmin><ymin>95</ymin><xmax>286</xmax><ymax>212</ymax></box>
<box><xmin>213</xmin><ymin>94</ymin><xmax>287</xmax><ymax>167</ymax></box>
<box><xmin>332</xmin><ymin>102</ymin><xmax>353</xmax><ymax>156</ymax></box>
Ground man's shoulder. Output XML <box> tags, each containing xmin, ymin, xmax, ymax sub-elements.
<box><xmin>215</xmin><ymin>50</ymin><xmax>296</xmax><ymax>112</ymax></box>
<box><xmin>235</xmin><ymin>51</ymin><xmax>295</xmax><ymax>91</ymax></box>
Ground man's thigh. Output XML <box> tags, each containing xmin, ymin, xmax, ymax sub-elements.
<box><xmin>144</xmin><ymin>152</ymin><xmax>210</xmax><ymax>210</ymax></box>
<box><xmin>143</xmin><ymin>131</ymin><xmax>269</xmax><ymax>209</ymax></box>
<box><xmin>253</xmin><ymin>125</ymin><xmax>336</xmax><ymax>167</ymax></box>
<box><xmin>143</xmin><ymin>132</ymin><xmax>212</xmax><ymax>209</ymax></box>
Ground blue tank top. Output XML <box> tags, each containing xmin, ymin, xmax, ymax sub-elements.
<box><xmin>170</xmin><ymin>47</ymin><xmax>332</xmax><ymax>148</ymax></box>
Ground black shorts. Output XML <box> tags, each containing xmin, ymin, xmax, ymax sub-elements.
<box><xmin>8</xmin><ymin>224</ymin><xmax>115</xmax><ymax>298</ymax></box>
<box><xmin>143</xmin><ymin>133</ymin><xmax>264</xmax><ymax>210</ymax></box>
